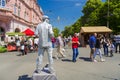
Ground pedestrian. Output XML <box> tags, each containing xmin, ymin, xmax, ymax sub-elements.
<box><xmin>114</xmin><ymin>34</ymin><xmax>120</xmax><ymax>53</ymax></box>
<box><xmin>89</xmin><ymin>33</ymin><xmax>97</xmax><ymax>61</ymax></box>
<box><xmin>35</xmin><ymin>15</ymin><xmax>55</xmax><ymax>74</ymax></box>
<box><xmin>16</xmin><ymin>37</ymin><xmax>21</xmax><ymax>51</ymax></box>
<box><xmin>93</xmin><ymin>34</ymin><xmax>105</xmax><ymax>62</ymax></box>
<box><xmin>51</xmin><ymin>37</ymin><xmax>56</xmax><ymax>48</ymax></box>
<box><xmin>28</xmin><ymin>38</ymin><xmax>33</xmax><ymax>52</ymax></box>
<box><xmin>109</xmin><ymin>40</ymin><xmax>115</xmax><ymax>57</ymax></box>
<box><xmin>34</xmin><ymin>36</ymin><xmax>39</xmax><ymax>51</ymax></box>
<box><xmin>55</xmin><ymin>34</ymin><xmax>66</xmax><ymax>59</ymax></box>
<box><xmin>20</xmin><ymin>41</ymin><xmax>25</xmax><ymax>56</ymax></box>
<box><xmin>104</xmin><ymin>38</ymin><xmax>110</xmax><ymax>57</ymax></box>
<box><xmin>72</xmin><ymin>33</ymin><xmax>80</xmax><ymax>62</ymax></box>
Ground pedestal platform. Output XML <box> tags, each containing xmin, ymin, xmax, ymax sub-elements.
<box><xmin>32</xmin><ymin>67</ymin><xmax>57</xmax><ymax>80</ymax></box>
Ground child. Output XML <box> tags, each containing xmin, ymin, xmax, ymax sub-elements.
<box><xmin>20</xmin><ymin>41</ymin><xmax>25</xmax><ymax>56</ymax></box>
<box><xmin>109</xmin><ymin>40</ymin><xmax>115</xmax><ymax>57</ymax></box>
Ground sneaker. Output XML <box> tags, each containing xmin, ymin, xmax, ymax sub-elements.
<box><xmin>62</xmin><ymin>48</ymin><xmax>65</xmax><ymax>52</ymax></box>
<box><xmin>55</xmin><ymin>57</ymin><xmax>59</xmax><ymax>60</ymax></box>
<box><xmin>35</xmin><ymin>69</ymin><xmax>41</xmax><ymax>74</ymax></box>
<box><xmin>93</xmin><ymin>59</ymin><xmax>97</xmax><ymax>62</ymax></box>
<box><xmin>72</xmin><ymin>60</ymin><xmax>76</xmax><ymax>63</ymax></box>
<box><xmin>48</xmin><ymin>68</ymin><xmax>55</xmax><ymax>74</ymax></box>
<box><xmin>101</xmin><ymin>59</ymin><xmax>105</xmax><ymax>62</ymax></box>
<box><xmin>63</xmin><ymin>55</ymin><xmax>66</xmax><ymax>58</ymax></box>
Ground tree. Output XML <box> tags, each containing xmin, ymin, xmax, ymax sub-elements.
<box><xmin>81</xmin><ymin>0</ymin><xmax>103</xmax><ymax>26</ymax></box>
<box><xmin>53</xmin><ymin>27</ymin><xmax>59</xmax><ymax>37</ymax></box>
<box><xmin>62</xmin><ymin>0</ymin><xmax>120</xmax><ymax>34</ymax></box>
<box><xmin>71</xmin><ymin>18</ymin><xmax>82</xmax><ymax>32</ymax></box>
<box><xmin>62</xmin><ymin>26</ymin><xmax>74</xmax><ymax>37</ymax></box>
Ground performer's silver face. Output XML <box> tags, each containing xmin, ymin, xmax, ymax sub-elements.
<box><xmin>45</xmin><ymin>18</ymin><xmax>50</xmax><ymax>23</ymax></box>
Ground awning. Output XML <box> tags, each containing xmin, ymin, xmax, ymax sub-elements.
<box><xmin>6</xmin><ymin>32</ymin><xmax>25</xmax><ymax>36</ymax></box>
<box><xmin>80</xmin><ymin>26</ymin><xmax>112</xmax><ymax>33</ymax></box>
<box><xmin>23</xmin><ymin>28</ymin><xmax>34</xmax><ymax>36</ymax></box>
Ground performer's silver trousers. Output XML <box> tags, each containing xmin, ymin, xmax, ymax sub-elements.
<box><xmin>36</xmin><ymin>47</ymin><xmax>53</xmax><ymax>70</ymax></box>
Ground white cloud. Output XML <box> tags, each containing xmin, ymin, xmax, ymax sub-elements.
<box><xmin>75</xmin><ymin>3</ymin><xmax>81</xmax><ymax>6</ymax></box>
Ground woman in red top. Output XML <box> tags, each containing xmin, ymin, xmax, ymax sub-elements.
<box><xmin>72</xmin><ymin>33</ymin><xmax>80</xmax><ymax>62</ymax></box>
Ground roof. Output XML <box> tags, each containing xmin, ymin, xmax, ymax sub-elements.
<box><xmin>80</xmin><ymin>26</ymin><xmax>112</xmax><ymax>33</ymax></box>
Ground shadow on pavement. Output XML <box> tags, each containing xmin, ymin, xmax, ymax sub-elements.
<box><xmin>16</xmin><ymin>54</ymin><xmax>22</xmax><ymax>56</ymax></box>
<box><xmin>18</xmin><ymin>75</ymin><xmax>31</xmax><ymax>80</ymax></box>
<box><xmin>79</xmin><ymin>57</ymin><xmax>92</xmax><ymax>62</ymax></box>
<box><xmin>62</xmin><ymin>59</ymin><xmax>72</xmax><ymax>62</ymax></box>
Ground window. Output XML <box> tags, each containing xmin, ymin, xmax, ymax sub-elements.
<box><xmin>18</xmin><ymin>8</ymin><xmax>20</xmax><ymax>17</ymax></box>
<box><xmin>0</xmin><ymin>27</ymin><xmax>5</xmax><ymax>41</ymax></box>
<box><xmin>14</xmin><ymin>5</ymin><xmax>17</xmax><ymax>14</ymax></box>
<box><xmin>0</xmin><ymin>0</ymin><xmax>1</xmax><ymax>6</ymax></box>
<box><xmin>2</xmin><ymin>0</ymin><xmax>5</xmax><ymax>6</ymax></box>
<box><xmin>0</xmin><ymin>0</ymin><xmax>6</xmax><ymax>7</ymax></box>
<box><xmin>18</xmin><ymin>5</ymin><xmax>21</xmax><ymax>17</ymax></box>
<box><xmin>24</xmin><ymin>10</ymin><xmax>26</xmax><ymax>19</ymax></box>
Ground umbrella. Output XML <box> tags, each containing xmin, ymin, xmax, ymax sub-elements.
<box><xmin>23</xmin><ymin>28</ymin><xmax>34</xmax><ymax>36</ymax></box>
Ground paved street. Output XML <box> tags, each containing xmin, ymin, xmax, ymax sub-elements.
<box><xmin>0</xmin><ymin>47</ymin><xmax>120</xmax><ymax>80</ymax></box>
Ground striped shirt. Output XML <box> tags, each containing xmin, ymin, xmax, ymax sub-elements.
<box><xmin>114</xmin><ymin>35</ymin><xmax>120</xmax><ymax>43</ymax></box>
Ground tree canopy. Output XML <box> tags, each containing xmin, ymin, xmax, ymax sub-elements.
<box><xmin>62</xmin><ymin>0</ymin><xmax>120</xmax><ymax>36</ymax></box>
<box><xmin>53</xmin><ymin>27</ymin><xmax>59</xmax><ymax>37</ymax></box>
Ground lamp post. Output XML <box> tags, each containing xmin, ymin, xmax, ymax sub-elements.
<box><xmin>107</xmin><ymin>0</ymin><xmax>109</xmax><ymax>28</ymax></box>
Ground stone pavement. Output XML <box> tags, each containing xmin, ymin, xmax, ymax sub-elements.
<box><xmin>0</xmin><ymin>47</ymin><xmax>120</xmax><ymax>80</ymax></box>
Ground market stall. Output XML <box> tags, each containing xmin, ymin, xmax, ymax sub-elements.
<box><xmin>79</xmin><ymin>26</ymin><xmax>112</xmax><ymax>47</ymax></box>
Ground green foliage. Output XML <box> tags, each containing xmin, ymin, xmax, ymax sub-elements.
<box><xmin>81</xmin><ymin>0</ymin><xmax>103</xmax><ymax>26</ymax></box>
<box><xmin>62</xmin><ymin>26</ymin><xmax>73</xmax><ymax>37</ymax></box>
<box><xmin>53</xmin><ymin>27</ymin><xmax>59</xmax><ymax>37</ymax></box>
<box><xmin>62</xmin><ymin>0</ymin><xmax>120</xmax><ymax>35</ymax></box>
<box><xmin>62</xmin><ymin>18</ymin><xmax>82</xmax><ymax>37</ymax></box>
<box><xmin>80</xmin><ymin>0</ymin><xmax>120</xmax><ymax>33</ymax></box>
<box><xmin>0</xmin><ymin>46</ymin><xmax>7</xmax><ymax>53</ymax></box>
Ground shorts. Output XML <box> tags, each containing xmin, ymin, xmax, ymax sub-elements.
<box><xmin>34</xmin><ymin>44</ymin><xmax>38</xmax><ymax>48</ymax></box>
<box><xmin>90</xmin><ymin>48</ymin><xmax>95</xmax><ymax>54</ymax></box>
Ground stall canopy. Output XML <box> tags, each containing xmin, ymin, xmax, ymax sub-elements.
<box><xmin>80</xmin><ymin>26</ymin><xmax>112</xmax><ymax>33</ymax></box>
<box><xmin>23</xmin><ymin>28</ymin><xmax>34</xmax><ymax>36</ymax></box>
<box><xmin>6</xmin><ymin>32</ymin><xmax>25</xmax><ymax>36</ymax></box>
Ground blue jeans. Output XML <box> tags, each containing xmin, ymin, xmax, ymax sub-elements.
<box><xmin>72</xmin><ymin>48</ymin><xmax>79</xmax><ymax>62</ymax></box>
<box><xmin>52</xmin><ymin>43</ymin><xmax>54</xmax><ymax>48</ymax></box>
<box><xmin>103</xmin><ymin>44</ymin><xmax>108</xmax><ymax>56</ymax></box>
<box><xmin>93</xmin><ymin>48</ymin><xmax>103</xmax><ymax>59</ymax></box>
<box><xmin>115</xmin><ymin>43</ymin><xmax>120</xmax><ymax>53</ymax></box>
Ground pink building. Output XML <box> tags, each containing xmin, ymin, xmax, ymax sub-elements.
<box><xmin>0</xmin><ymin>0</ymin><xmax>43</xmax><ymax>41</ymax></box>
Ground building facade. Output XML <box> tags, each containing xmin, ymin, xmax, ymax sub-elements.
<box><xmin>0</xmin><ymin>0</ymin><xmax>43</xmax><ymax>41</ymax></box>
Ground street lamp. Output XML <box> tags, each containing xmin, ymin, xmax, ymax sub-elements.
<box><xmin>107</xmin><ymin>0</ymin><xmax>109</xmax><ymax>28</ymax></box>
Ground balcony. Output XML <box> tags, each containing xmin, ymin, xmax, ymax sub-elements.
<box><xmin>0</xmin><ymin>7</ymin><xmax>12</xmax><ymax>22</ymax></box>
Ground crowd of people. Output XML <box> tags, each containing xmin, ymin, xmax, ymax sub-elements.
<box><xmin>89</xmin><ymin>33</ymin><xmax>120</xmax><ymax>62</ymax></box>
<box><xmin>50</xmin><ymin>32</ymin><xmax>120</xmax><ymax>63</ymax></box>
<box><xmin>5</xmin><ymin>36</ymin><xmax>39</xmax><ymax>56</ymax></box>
<box><xmin>2</xmin><ymin>15</ymin><xmax>120</xmax><ymax>74</ymax></box>
<box><xmin>4</xmin><ymin>32</ymin><xmax>120</xmax><ymax>62</ymax></box>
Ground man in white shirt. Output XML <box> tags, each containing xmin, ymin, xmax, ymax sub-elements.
<box><xmin>56</xmin><ymin>34</ymin><xmax>66</xmax><ymax>59</ymax></box>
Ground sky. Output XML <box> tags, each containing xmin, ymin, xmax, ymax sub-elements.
<box><xmin>37</xmin><ymin>0</ymin><xmax>106</xmax><ymax>32</ymax></box>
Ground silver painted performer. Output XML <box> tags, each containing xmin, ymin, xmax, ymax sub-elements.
<box><xmin>35</xmin><ymin>15</ymin><xmax>54</xmax><ymax>74</ymax></box>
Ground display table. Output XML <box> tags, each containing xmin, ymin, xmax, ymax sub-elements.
<box><xmin>7</xmin><ymin>45</ymin><xmax>16</xmax><ymax>51</ymax></box>
<box><xmin>32</xmin><ymin>67</ymin><xmax>57</xmax><ymax>80</ymax></box>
